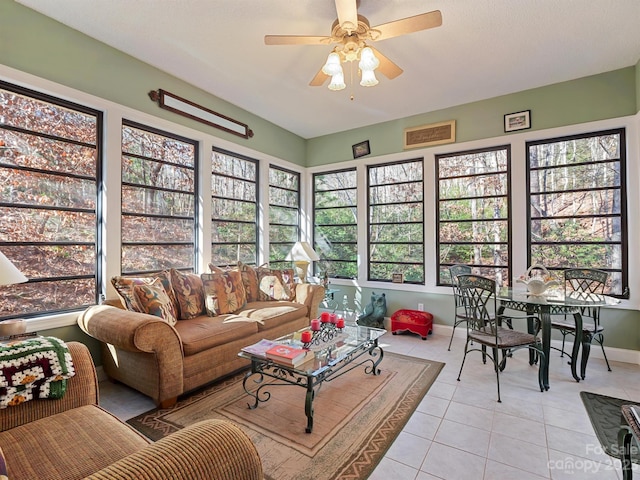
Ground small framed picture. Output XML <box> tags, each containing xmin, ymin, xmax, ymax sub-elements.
<box><xmin>504</xmin><ymin>110</ymin><xmax>531</xmax><ymax>132</ymax></box>
<box><xmin>352</xmin><ymin>140</ymin><xmax>370</xmax><ymax>159</ymax></box>
<box><xmin>392</xmin><ymin>273</ymin><xmax>404</xmax><ymax>283</ymax></box>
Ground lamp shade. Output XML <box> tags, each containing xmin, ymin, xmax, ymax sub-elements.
<box><xmin>0</xmin><ymin>250</ymin><xmax>27</xmax><ymax>286</ymax></box>
<box><xmin>322</xmin><ymin>52</ymin><xmax>343</xmax><ymax>76</ymax></box>
<box><xmin>285</xmin><ymin>242</ymin><xmax>320</xmax><ymax>262</ymax></box>
<box><xmin>328</xmin><ymin>71</ymin><xmax>346</xmax><ymax>91</ymax></box>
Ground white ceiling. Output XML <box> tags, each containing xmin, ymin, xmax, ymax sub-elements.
<box><xmin>16</xmin><ymin>0</ymin><xmax>640</xmax><ymax>139</ymax></box>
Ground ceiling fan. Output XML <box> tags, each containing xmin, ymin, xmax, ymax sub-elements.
<box><xmin>264</xmin><ymin>0</ymin><xmax>442</xmax><ymax>90</ymax></box>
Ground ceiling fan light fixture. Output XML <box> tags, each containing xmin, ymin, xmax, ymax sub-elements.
<box><xmin>328</xmin><ymin>71</ymin><xmax>346</xmax><ymax>91</ymax></box>
<box><xmin>358</xmin><ymin>46</ymin><xmax>379</xmax><ymax>71</ymax></box>
<box><xmin>322</xmin><ymin>52</ymin><xmax>343</xmax><ymax>76</ymax></box>
<box><xmin>360</xmin><ymin>68</ymin><xmax>379</xmax><ymax>87</ymax></box>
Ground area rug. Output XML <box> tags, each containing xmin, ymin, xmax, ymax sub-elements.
<box><xmin>128</xmin><ymin>352</ymin><xmax>444</xmax><ymax>480</ymax></box>
<box><xmin>580</xmin><ymin>391</ymin><xmax>640</xmax><ymax>464</ymax></box>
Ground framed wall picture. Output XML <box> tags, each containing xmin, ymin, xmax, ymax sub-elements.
<box><xmin>352</xmin><ymin>140</ymin><xmax>370</xmax><ymax>158</ymax></box>
<box><xmin>504</xmin><ymin>110</ymin><xmax>531</xmax><ymax>132</ymax></box>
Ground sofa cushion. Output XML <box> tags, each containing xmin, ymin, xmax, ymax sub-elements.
<box><xmin>111</xmin><ymin>271</ymin><xmax>177</xmax><ymax>317</ymax></box>
<box><xmin>0</xmin><ymin>404</ymin><xmax>149</xmax><ymax>480</ymax></box>
<box><xmin>175</xmin><ymin>315</ymin><xmax>259</xmax><ymax>356</ymax></box>
<box><xmin>170</xmin><ymin>269</ymin><xmax>205</xmax><ymax>320</ymax></box>
<box><xmin>237</xmin><ymin>262</ymin><xmax>260</xmax><ymax>302</ymax></box>
<box><xmin>201</xmin><ymin>271</ymin><xmax>247</xmax><ymax>316</ymax></box>
<box><xmin>255</xmin><ymin>267</ymin><xmax>294</xmax><ymax>302</ymax></box>
<box><xmin>133</xmin><ymin>279</ymin><xmax>178</xmax><ymax>326</ymax></box>
<box><xmin>235</xmin><ymin>301</ymin><xmax>308</xmax><ymax>331</ymax></box>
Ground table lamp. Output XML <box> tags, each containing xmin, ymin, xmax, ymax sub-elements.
<box><xmin>285</xmin><ymin>241</ymin><xmax>320</xmax><ymax>283</ymax></box>
<box><xmin>0</xmin><ymin>249</ymin><xmax>28</xmax><ymax>336</ymax></box>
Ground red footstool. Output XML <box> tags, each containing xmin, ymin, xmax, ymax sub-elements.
<box><xmin>391</xmin><ymin>309</ymin><xmax>433</xmax><ymax>340</ymax></box>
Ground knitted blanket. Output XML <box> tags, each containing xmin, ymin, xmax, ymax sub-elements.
<box><xmin>0</xmin><ymin>336</ymin><xmax>75</xmax><ymax>408</ymax></box>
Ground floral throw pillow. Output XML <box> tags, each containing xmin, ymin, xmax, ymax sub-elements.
<box><xmin>201</xmin><ymin>271</ymin><xmax>247</xmax><ymax>316</ymax></box>
<box><xmin>111</xmin><ymin>271</ymin><xmax>178</xmax><ymax>318</ymax></box>
<box><xmin>237</xmin><ymin>261</ymin><xmax>260</xmax><ymax>302</ymax></box>
<box><xmin>256</xmin><ymin>266</ymin><xmax>293</xmax><ymax>302</ymax></box>
<box><xmin>170</xmin><ymin>269</ymin><xmax>205</xmax><ymax>320</ymax></box>
<box><xmin>133</xmin><ymin>279</ymin><xmax>178</xmax><ymax>326</ymax></box>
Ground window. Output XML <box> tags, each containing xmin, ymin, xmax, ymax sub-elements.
<box><xmin>0</xmin><ymin>81</ymin><xmax>101</xmax><ymax>319</ymax></box>
<box><xmin>437</xmin><ymin>146</ymin><xmax>511</xmax><ymax>286</ymax></box>
<box><xmin>313</xmin><ymin>168</ymin><xmax>357</xmax><ymax>279</ymax></box>
<box><xmin>368</xmin><ymin>159</ymin><xmax>424</xmax><ymax>284</ymax></box>
<box><xmin>211</xmin><ymin>148</ymin><xmax>258</xmax><ymax>266</ymax></box>
<box><xmin>527</xmin><ymin>129</ymin><xmax>627</xmax><ymax>296</ymax></box>
<box><xmin>121</xmin><ymin>121</ymin><xmax>197</xmax><ymax>274</ymax></box>
<box><xmin>268</xmin><ymin>166</ymin><xmax>300</xmax><ymax>268</ymax></box>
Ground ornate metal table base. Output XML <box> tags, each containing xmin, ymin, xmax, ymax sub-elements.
<box><xmin>242</xmin><ymin>339</ymin><xmax>383</xmax><ymax>433</ymax></box>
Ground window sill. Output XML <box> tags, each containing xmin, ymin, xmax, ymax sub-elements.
<box><xmin>24</xmin><ymin>311</ymin><xmax>80</xmax><ymax>333</ymax></box>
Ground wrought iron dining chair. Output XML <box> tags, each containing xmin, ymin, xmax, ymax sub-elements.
<box><xmin>551</xmin><ymin>268</ymin><xmax>611</xmax><ymax>378</ymax></box>
<box><xmin>456</xmin><ymin>274</ymin><xmax>546</xmax><ymax>402</ymax></box>
<box><xmin>447</xmin><ymin>264</ymin><xmax>472</xmax><ymax>351</ymax></box>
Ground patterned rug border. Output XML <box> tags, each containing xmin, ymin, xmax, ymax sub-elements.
<box><xmin>127</xmin><ymin>352</ymin><xmax>444</xmax><ymax>480</ymax></box>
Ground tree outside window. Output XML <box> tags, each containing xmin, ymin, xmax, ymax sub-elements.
<box><xmin>527</xmin><ymin>129</ymin><xmax>628</xmax><ymax>296</ymax></box>
<box><xmin>437</xmin><ymin>146</ymin><xmax>511</xmax><ymax>286</ymax></box>
<box><xmin>368</xmin><ymin>159</ymin><xmax>424</xmax><ymax>284</ymax></box>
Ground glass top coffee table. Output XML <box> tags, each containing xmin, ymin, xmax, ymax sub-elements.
<box><xmin>238</xmin><ymin>323</ymin><xmax>385</xmax><ymax>433</ymax></box>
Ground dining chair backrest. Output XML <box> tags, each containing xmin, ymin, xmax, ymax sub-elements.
<box><xmin>449</xmin><ymin>264</ymin><xmax>472</xmax><ymax>285</ymax></box>
<box><xmin>456</xmin><ymin>274</ymin><xmax>497</xmax><ymax>335</ymax></box>
<box><xmin>564</xmin><ymin>268</ymin><xmax>608</xmax><ymax>295</ymax></box>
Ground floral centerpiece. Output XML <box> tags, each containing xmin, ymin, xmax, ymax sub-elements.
<box><xmin>517</xmin><ymin>265</ymin><xmax>559</xmax><ymax>295</ymax></box>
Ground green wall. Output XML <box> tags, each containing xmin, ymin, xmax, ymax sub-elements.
<box><xmin>330</xmin><ymin>285</ymin><xmax>640</xmax><ymax>353</ymax></box>
<box><xmin>307</xmin><ymin>68</ymin><xmax>637</xmax><ymax>166</ymax></box>
<box><xmin>1</xmin><ymin>0</ymin><xmax>639</xmax><ymax>359</ymax></box>
<box><xmin>0</xmin><ymin>0</ymin><xmax>306</xmax><ymax>165</ymax></box>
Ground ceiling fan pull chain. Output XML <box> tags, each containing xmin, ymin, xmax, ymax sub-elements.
<box><xmin>350</xmin><ymin>62</ymin><xmax>355</xmax><ymax>101</ymax></box>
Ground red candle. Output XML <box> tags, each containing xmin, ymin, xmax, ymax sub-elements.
<box><xmin>301</xmin><ymin>330</ymin><xmax>313</xmax><ymax>343</ymax></box>
<box><xmin>320</xmin><ymin>312</ymin><xmax>331</xmax><ymax>323</ymax></box>
<box><xmin>310</xmin><ymin>319</ymin><xmax>321</xmax><ymax>331</ymax></box>
<box><xmin>329</xmin><ymin>313</ymin><xmax>337</xmax><ymax>324</ymax></box>
<box><xmin>336</xmin><ymin>318</ymin><xmax>345</xmax><ymax>329</ymax></box>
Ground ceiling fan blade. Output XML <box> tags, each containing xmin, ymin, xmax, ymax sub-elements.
<box><xmin>309</xmin><ymin>68</ymin><xmax>330</xmax><ymax>87</ymax></box>
<box><xmin>265</xmin><ymin>35</ymin><xmax>330</xmax><ymax>46</ymax></box>
<box><xmin>370</xmin><ymin>47</ymin><xmax>403</xmax><ymax>79</ymax></box>
<box><xmin>335</xmin><ymin>0</ymin><xmax>358</xmax><ymax>33</ymax></box>
<box><xmin>373</xmin><ymin>10</ymin><xmax>442</xmax><ymax>41</ymax></box>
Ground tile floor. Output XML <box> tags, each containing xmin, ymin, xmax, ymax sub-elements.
<box><xmin>100</xmin><ymin>329</ymin><xmax>640</xmax><ymax>480</ymax></box>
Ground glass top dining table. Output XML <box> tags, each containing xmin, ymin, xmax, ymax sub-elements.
<box><xmin>495</xmin><ymin>288</ymin><xmax>620</xmax><ymax>391</ymax></box>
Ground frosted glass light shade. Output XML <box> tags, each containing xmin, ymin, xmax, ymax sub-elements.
<box><xmin>322</xmin><ymin>52</ymin><xmax>343</xmax><ymax>76</ymax></box>
<box><xmin>360</xmin><ymin>68</ymin><xmax>379</xmax><ymax>87</ymax></box>
<box><xmin>358</xmin><ymin>46</ymin><xmax>379</xmax><ymax>71</ymax></box>
<box><xmin>328</xmin><ymin>71</ymin><xmax>346</xmax><ymax>91</ymax></box>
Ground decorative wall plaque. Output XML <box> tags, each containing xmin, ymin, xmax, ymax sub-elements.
<box><xmin>403</xmin><ymin>120</ymin><xmax>455</xmax><ymax>149</ymax></box>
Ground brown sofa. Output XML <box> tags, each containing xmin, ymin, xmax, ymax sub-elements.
<box><xmin>78</xmin><ymin>282</ymin><xmax>324</xmax><ymax>407</ymax></box>
<box><xmin>0</xmin><ymin>341</ymin><xmax>263</xmax><ymax>480</ymax></box>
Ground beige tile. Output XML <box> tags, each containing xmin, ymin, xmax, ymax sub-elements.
<box><xmin>434</xmin><ymin>419</ymin><xmax>491</xmax><ymax>457</ymax></box>
<box><xmin>547</xmin><ymin>448</ymin><xmax>619</xmax><ymax>479</ymax></box>
<box><xmin>488</xmin><ymin>431</ymin><xmax>550</xmax><ymax>477</ymax></box>
<box><xmin>492</xmin><ymin>411</ymin><xmax>547</xmax><ymax>447</ymax></box>
<box><xmin>421</xmin><ymin>442</ymin><xmax>486</xmax><ymax>480</ymax></box>
<box><xmin>384</xmin><ymin>431</ymin><xmax>431</xmax><ymax>469</ymax></box>
<box><xmin>443</xmin><ymin>401</ymin><xmax>494</xmax><ymax>431</ymax></box>
<box><xmin>368</xmin><ymin>457</ymin><xmax>420</xmax><ymax>480</ymax></box>
<box><xmin>417</xmin><ymin>394</ymin><xmax>450</xmax><ymax>418</ymax></box>
<box><xmin>545</xmin><ymin>425</ymin><xmax>613</xmax><ymax>464</ymax></box>
<box><xmin>485</xmin><ymin>459</ymin><xmax>550</xmax><ymax>479</ymax></box>
<box><xmin>404</xmin><ymin>410</ymin><xmax>443</xmax><ymax>440</ymax></box>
